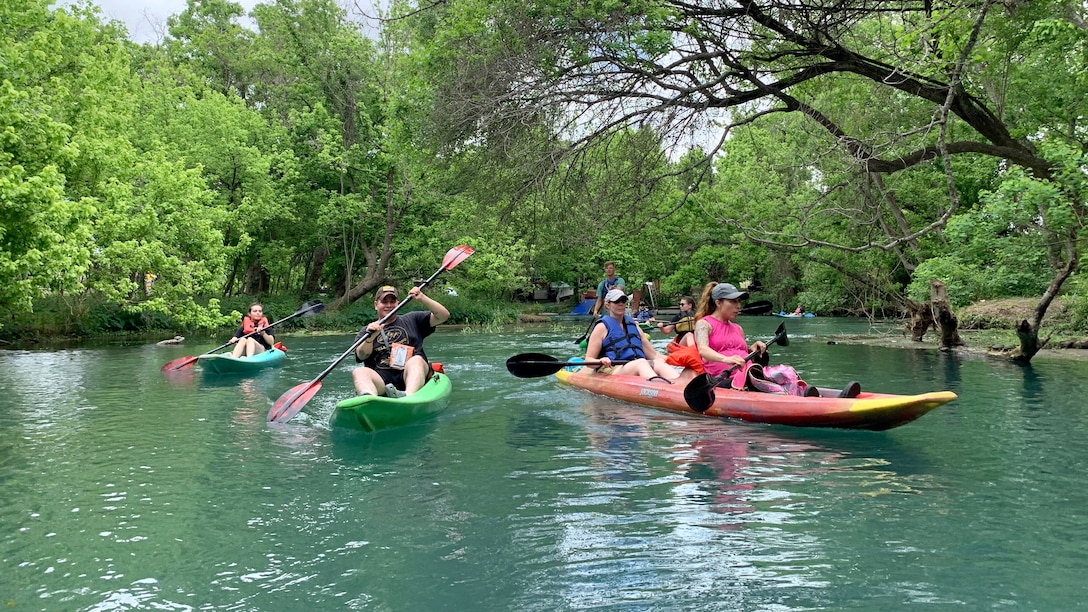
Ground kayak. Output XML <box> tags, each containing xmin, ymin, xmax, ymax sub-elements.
<box><xmin>555</xmin><ymin>365</ymin><xmax>955</xmax><ymax>431</ymax></box>
<box><xmin>330</xmin><ymin>372</ymin><xmax>453</xmax><ymax>432</ymax></box>
<box><xmin>775</xmin><ymin>311</ymin><xmax>816</xmax><ymax>318</ymax></box>
<box><xmin>198</xmin><ymin>348</ymin><xmax>286</xmax><ymax>374</ymax></box>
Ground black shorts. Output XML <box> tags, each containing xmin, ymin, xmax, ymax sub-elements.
<box><xmin>375</xmin><ymin>362</ymin><xmax>431</xmax><ymax>391</ymax></box>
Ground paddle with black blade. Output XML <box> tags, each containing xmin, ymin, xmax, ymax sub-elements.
<box><xmin>505</xmin><ymin>353</ymin><xmax>633</xmax><ymax>378</ymax></box>
<box><xmin>160</xmin><ymin>300</ymin><xmax>326</xmax><ymax>373</ymax></box>
<box><xmin>574</xmin><ymin>316</ymin><xmax>600</xmax><ymax>344</ymax></box>
<box><xmin>266</xmin><ymin>245</ymin><xmax>474</xmax><ymax>424</ymax></box>
<box><xmin>740</xmin><ymin>300</ymin><xmax>773</xmax><ymax>316</ymax></box>
<box><xmin>682</xmin><ymin>323</ymin><xmax>789</xmax><ymax>413</ymax></box>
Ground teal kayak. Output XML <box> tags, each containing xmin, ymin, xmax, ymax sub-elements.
<box><xmin>197</xmin><ymin>348</ymin><xmax>286</xmax><ymax>374</ymax></box>
<box><xmin>331</xmin><ymin>372</ymin><xmax>453</xmax><ymax>432</ymax></box>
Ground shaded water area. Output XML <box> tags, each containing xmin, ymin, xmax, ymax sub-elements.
<box><xmin>3</xmin><ymin>317</ymin><xmax>1088</xmax><ymax>610</ymax></box>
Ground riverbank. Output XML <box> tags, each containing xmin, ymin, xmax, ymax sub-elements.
<box><xmin>825</xmin><ymin>297</ymin><xmax>1088</xmax><ymax>362</ymax></box>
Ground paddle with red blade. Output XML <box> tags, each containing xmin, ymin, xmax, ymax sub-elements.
<box><xmin>160</xmin><ymin>300</ymin><xmax>325</xmax><ymax>373</ymax></box>
<box><xmin>682</xmin><ymin>323</ymin><xmax>789</xmax><ymax>413</ymax></box>
<box><xmin>505</xmin><ymin>353</ymin><xmax>633</xmax><ymax>378</ymax></box>
<box><xmin>267</xmin><ymin>245</ymin><xmax>474</xmax><ymax>424</ymax></box>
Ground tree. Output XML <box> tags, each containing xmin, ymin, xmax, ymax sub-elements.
<box><xmin>414</xmin><ymin>0</ymin><xmax>1088</xmax><ymax>361</ymax></box>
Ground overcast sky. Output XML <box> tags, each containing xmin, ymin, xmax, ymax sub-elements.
<box><xmin>58</xmin><ymin>0</ymin><xmax>380</xmax><ymax>44</ymax></box>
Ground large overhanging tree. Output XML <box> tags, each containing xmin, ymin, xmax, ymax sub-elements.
<box><xmin>411</xmin><ymin>0</ymin><xmax>1087</xmax><ymax>362</ymax></box>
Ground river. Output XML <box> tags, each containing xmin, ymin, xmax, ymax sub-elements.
<box><xmin>2</xmin><ymin>317</ymin><xmax>1086</xmax><ymax>610</ymax></box>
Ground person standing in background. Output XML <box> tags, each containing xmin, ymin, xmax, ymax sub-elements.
<box><xmin>590</xmin><ymin>262</ymin><xmax>626</xmax><ymax>317</ymax></box>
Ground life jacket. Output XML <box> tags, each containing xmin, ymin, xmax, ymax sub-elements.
<box><xmin>598</xmin><ymin>315</ymin><xmax>646</xmax><ymax>361</ymax></box>
<box><xmin>242</xmin><ymin>316</ymin><xmax>270</xmax><ymax>334</ymax></box>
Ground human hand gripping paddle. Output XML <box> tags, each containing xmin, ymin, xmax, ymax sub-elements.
<box><xmin>682</xmin><ymin>323</ymin><xmax>789</xmax><ymax>413</ymax></box>
<box><xmin>505</xmin><ymin>353</ymin><xmax>634</xmax><ymax>378</ymax></box>
<box><xmin>160</xmin><ymin>300</ymin><xmax>326</xmax><ymax>373</ymax></box>
<box><xmin>266</xmin><ymin>245</ymin><xmax>474</xmax><ymax>424</ymax></box>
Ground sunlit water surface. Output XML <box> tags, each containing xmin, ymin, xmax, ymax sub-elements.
<box><xmin>2</xmin><ymin>317</ymin><xmax>1087</xmax><ymax>610</ymax></box>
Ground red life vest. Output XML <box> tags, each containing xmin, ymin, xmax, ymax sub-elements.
<box><xmin>242</xmin><ymin>316</ymin><xmax>270</xmax><ymax>334</ymax></box>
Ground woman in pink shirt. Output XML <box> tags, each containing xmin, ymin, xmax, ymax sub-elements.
<box><xmin>692</xmin><ymin>282</ymin><xmax>816</xmax><ymax>396</ymax></box>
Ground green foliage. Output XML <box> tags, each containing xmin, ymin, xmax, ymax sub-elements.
<box><xmin>907</xmin><ymin>256</ymin><xmax>988</xmax><ymax>308</ymax></box>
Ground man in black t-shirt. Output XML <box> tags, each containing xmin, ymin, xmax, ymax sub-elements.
<box><xmin>352</xmin><ymin>284</ymin><xmax>450</xmax><ymax>396</ymax></box>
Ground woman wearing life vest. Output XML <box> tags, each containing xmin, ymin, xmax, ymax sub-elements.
<box><xmin>584</xmin><ymin>289</ymin><xmax>681</xmax><ymax>382</ymax></box>
<box><xmin>229</xmin><ymin>303</ymin><xmax>275</xmax><ymax>358</ymax></box>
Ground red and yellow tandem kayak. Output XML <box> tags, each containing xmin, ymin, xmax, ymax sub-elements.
<box><xmin>555</xmin><ymin>365</ymin><xmax>956</xmax><ymax>431</ymax></box>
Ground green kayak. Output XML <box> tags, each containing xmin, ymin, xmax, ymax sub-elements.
<box><xmin>330</xmin><ymin>372</ymin><xmax>453</xmax><ymax>431</ymax></box>
<box><xmin>198</xmin><ymin>347</ymin><xmax>286</xmax><ymax>374</ymax></box>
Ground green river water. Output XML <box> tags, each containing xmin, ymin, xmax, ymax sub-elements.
<box><xmin>2</xmin><ymin>317</ymin><xmax>1087</xmax><ymax>610</ymax></box>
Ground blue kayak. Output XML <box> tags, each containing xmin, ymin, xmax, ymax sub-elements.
<box><xmin>774</xmin><ymin>311</ymin><xmax>816</xmax><ymax>318</ymax></box>
<box><xmin>197</xmin><ymin>348</ymin><xmax>286</xmax><ymax>374</ymax></box>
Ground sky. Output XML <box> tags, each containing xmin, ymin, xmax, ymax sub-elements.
<box><xmin>59</xmin><ymin>0</ymin><xmax>381</xmax><ymax>44</ymax></box>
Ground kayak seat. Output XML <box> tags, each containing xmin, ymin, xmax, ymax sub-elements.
<box><xmin>838</xmin><ymin>381</ymin><xmax>861</xmax><ymax>398</ymax></box>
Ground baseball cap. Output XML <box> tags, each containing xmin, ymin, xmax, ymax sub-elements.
<box><xmin>711</xmin><ymin>283</ymin><xmax>749</xmax><ymax>301</ymax></box>
<box><xmin>605</xmin><ymin>289</ymin><xmax>627</xmax><ymax>303</ymax></box>
<box><xmin>375</xmin><ymin>285</ymin><xmax>399</xmax><ymax>301</ymax></box>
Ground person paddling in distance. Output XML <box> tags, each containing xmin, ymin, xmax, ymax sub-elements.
<box><xmin>584</xmin><ymin>289</ymin><xmax>681</xmax><ymax>382</ymax></box>
<box><xmin>352</xmin><ymin>284</ymin><xmax>450</xmax><ymax>397</ymax></box>
<box><xmin>590</xmin><ymin>261</ymin><xmax>626</xmax><ymax>317</ymax></box>
<box><xmin>228</xmin><ymin>303</ymin><xmax>275</xmax><ymax>358</ymax></box>
<box><xmin>658</xmin><ymin>295</ymin><xmax>697</xmax><ymax>348</ymax></box>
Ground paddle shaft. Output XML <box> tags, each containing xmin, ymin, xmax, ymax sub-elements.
<box><xmin>506</xmin><ymin>357</ymin><xmax>633</xmax><ymax>378</ymax></box>
<box><xmin>574</xmin><ymin>316</ymin><xmax>600</xmax><ymax>344</ymax></box>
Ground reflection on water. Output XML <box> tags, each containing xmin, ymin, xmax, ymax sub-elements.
<box><xmin>3</xmin><ymin>325</ymin><xmax>1088</xmax><ymax>609</ymax></box>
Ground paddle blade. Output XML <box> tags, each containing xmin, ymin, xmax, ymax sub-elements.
<box><xmin>442</xmin><ymin>245</ymin><xmax>474</xmax><ymax>270</ymax></box>
<box><xmin>506</xmin><ymin>353</ymin><xmax>565</xmax><ymax>378</ymax></box>
<box><xmin>161</xmin><ymin>355</ymin><xmax>198</xmax><ymax>372</ymax></box>
<box><xmin>267</xmin><ymin>380</ymin><xmax>322</xmax><ymax>423</ymax></box>
<box><xmin>683</xmin><ymin>373</ymin><xmax>717</xmax><ymax>413</ymax></box>
<box><xmin>771</xmin><ymin>323</ymin><xmax>789</xmax><ymax>347</ymax></box>
<box><xmin>741</xmin><ymin>300</ymin><xmax>773</xmax><ymax>316</ymax></box>
<box><xmin>296</xmin><ymin>300</ymin><xmax>325</xmax><ymax>316</ymax></box>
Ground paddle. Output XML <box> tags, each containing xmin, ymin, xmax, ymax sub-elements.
<box><xmin>574</xmin><ymin>316</ymin><xmax>601</xmax><ymax>344</ymax></box>
<box><xmin>160</xmin><ymin>300</ymin><xmax>326</xmax><ymax>373</ymax></box>
<box><xmin>266</xmin><ymin>244</ymin><xmax>474</xmax><ymax>423</ymax></box>
<box><xmin>505</xmin><ymin>353</ymin><xmax>633</xmax><ymax>378</ymax></box>
<box><xmin>682</xmin><ymin>323</ymin><xmax>789</xmax><ymax>413</ymax></box>
<box><xmin>741</xmin><ymin>300</ymin><xmax>773</xmax><ymax>315</ymax></box>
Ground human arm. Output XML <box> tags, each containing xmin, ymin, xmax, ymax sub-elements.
<box><xmin>256</xmin><ymin>317</ymin><xmax>274</xmax><ymax>344</ymax></box>
<box><xmin>657</xmin><ymin>317</ymin><xmax>676</xmax><ymax>335</ymax></box>
<box><xmin>409</xmin><ymin>286</ymin><xmax>450</xmax><ymax>327</ymax></box>
<box><xmin>354</xmin><ymin>321</ymin><xmax>383</xmax><ymax>362</ymax></box>
<box><xmin>640</xmin><ymin>331</ymin><xmax>663</xmax><ymax>361</ymax></box>
<box><xmin>590</xmin><ymin>279</ymin><xmax>606</xmax><ymax>316</ymax></box>
<box><xmin>584</xmin><ymin>322</ymin><xmax>611</xmax><ymax>369</ymax></box>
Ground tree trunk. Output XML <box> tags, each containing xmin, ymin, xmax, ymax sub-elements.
<box><xmin>301</xmin><ymin>246</ymin><xmax>328</xmax><ymax>296</ymax></box>
<box><xmin>904</xmin><ymin>299</ymin><xmax>934</xmax><ymax>342</ymax></box>
<box><xmin>929</xmin><ymin>280</ymin><xmax>964</xmax><ymax>351</ymax></box>
<box><xmin>1010</xmin><ymin>256</ymin><xmax>1078</xmax><ymax>364</ymax></box>
<box><xmin>244</xmin><ymin>260</ymin><xmax>269</xmax><ymax>295</ymax></box>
